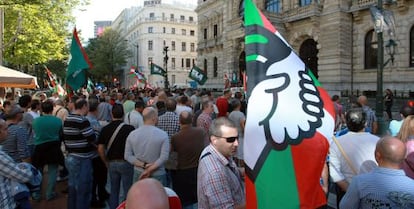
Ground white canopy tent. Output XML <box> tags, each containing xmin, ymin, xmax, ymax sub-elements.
<box><xmin>0</xmin><ymin>65</ymin><xmax>38</xmax><ymax>89</ymax></box>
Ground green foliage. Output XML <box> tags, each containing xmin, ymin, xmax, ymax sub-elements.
<box><xmin>2</xmin><ymin>0</ymin><xmax>89</xmax><ymax>67</ymax></box>
<box><xmin>85</xmin><ymin>28</ymin><xmax>131</xmax><ymax>82</ymax></box>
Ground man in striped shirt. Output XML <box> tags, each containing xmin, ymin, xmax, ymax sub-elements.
<box><xmin>63</xmin><ymin>99</ymin><xmax>96</xmax><ymax>209</ymax></box>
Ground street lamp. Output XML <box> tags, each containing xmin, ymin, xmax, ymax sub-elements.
<box><xmin>372</xmin><ymin>0</ymin><xmax>397</xmax><ymax>135</ymax></box>
<box><xmin>163</xmin><ymin>46</ymin><xmax>169</xmax><ymax>89</ymax></box>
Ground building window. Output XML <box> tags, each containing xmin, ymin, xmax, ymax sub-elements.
<box><xmin>189</xmin><ymin>16</ymin><xmax>194</xmax><ymax>22</ymax></box>
<box><xmin>190</xmin><ymin>30</ymin><xmax>195</xmax><ymax>36</ymax></box>
<box><xmin>213</xmin><ymin>57</ymin><xmax>218</xmax><ymax>77</ymax></box>
<box><xmin>172</xmin><ymin>58</ymin><xmax>176</xmax><ymax>69</ymax></box>
<box><xmin>148</xmin><ymin>57</ymin><xmax>153</xmax><ymax>65</ymax></box>
<box><xmin>182</xmin><ymin>58</ymin><xmax>184</xmax><ymax>67</ymax></box>
<box><xmin>163</xmin><ymin>27</ymin><xmax>166</xmax><ymax>33</ymax></box>
<box><xmin>411</xmin><ymin>26</ymin><xmax>414</xmax><ymax>67</ymax></box>
<box><xmin>170</xmin><ymin>14</ymin><xmax>174</xmax><ymax>21</ymax></box>
<box><xmin>182</xmin><ymin>42</ymin><xmax>186</xmax><ymax>51</ymax></box>
<box><xmin>182</xmin><ymin>29</ymin><xmax>186</xmax><ymax>35</ymax></box>
<box><xmin>214</xmin><ymin>24</ymin><xmax>218</xmax><ymax>38</ymax></box>
<box><xmin>266</xmin><ymin>0</ymin><xmax>280</xmax><ymax>13</ymax></box>
<box><xmin>299</xmin><ymin>0</ymin><xmax>312</xmax><ymax>6</ymax></box>
<box><xmin>180</xmin><ymin>15</ymin><xmax>185</xmax><ymax>22</ymax></box>
<box><xmin>163</xmin><ymin>40</ymin><xmax>166</xmax><ymax>46</ymax></box>
<box><xmin>148</xmin><ymin>27</ymin><xmax>153</xmax><ymax>33</ymax></box>
<box><xmin>148</xmin><ymin>40</ymin><xmax>153</xmax><ymax>51</ymax></box>
<box><xmin>149</xmin><ymin>12</ymin><xmax>155</xmax><ymax>20</ymax></box>
<box><xmin>172</xmin><ymin>28</ymin><xmax>175</xmax><ymax>34</ymax></box>
<box><xmin>186</xmin><ymin>58</ymin><xmax>191</xmax><ymax>68</ymax></box>
<box><xmin>204</xmin><ymin>28</ymin><xmax>207</xmax><ymax>39</ymax></box>
<box><xmin>204</xmin><ymin>59</ymin><xmax>208</xmax><ymax>74</ymax></box>
<box><xmin>365</xmin><ymin>30</ymin><xmax>378</xmax><ymax>69</ymax></box>
<box><xmin>192</xmin><ymin>59</ymin><xmax>195</xmax><ymax>66</ymax></box>
<box><xmin>190</xmin><ymin>43</ymin><xmax>195</xmax><ymax>52</ymax></box>
<box><xmin>172</xmin><ymin>41</ymin><xmax>176</xmax><ymax>51</ymax></box>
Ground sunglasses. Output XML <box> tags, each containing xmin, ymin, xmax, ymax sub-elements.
<box><xmin>213</xmin><ymin>135</ymin><xmax>238</xmax><ymax>143</ymax></box>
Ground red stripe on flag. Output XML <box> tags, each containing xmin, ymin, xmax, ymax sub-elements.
<box><xmin>73</xmin><ymin>28</ymin><xmax>93</xmax><ymax>69</ymax></box>
<box><xmin>245</xmin><ymin>176</ymin><xmax>257</xmax><ymax>209</ymax></box>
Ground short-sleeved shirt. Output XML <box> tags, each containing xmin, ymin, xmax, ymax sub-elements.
<box><xmin>228</xmin><ymin>110</ymin><xmax>245</xmax><ymax>137</ymax></box>
<box><xmin>197</xmin><ymin>144</ymin><xmax>245</xmax><ymax>209</ymax></box>
<box><xmin>98</xmin><ymin>120</ymin><xmax>135</xmax><ymax>161</ymax></box>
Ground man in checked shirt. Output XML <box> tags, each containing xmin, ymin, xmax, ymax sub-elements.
<box><xmin>0</xmin><ymin>119</ymin><xmax>33</xmax><ymax>209</ymax></box>
<box><xmin>197</xmin><ymin>117</ymin><xmax>245</xmax><ymax>209</ymax></box>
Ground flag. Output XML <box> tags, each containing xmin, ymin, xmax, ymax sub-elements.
<box><xmin>66</xmin><ymin>28</ymin><xmax>93</xmax><ymax>91</ymax></box>
<box><xmin>129</xmin><ymin>66</ymin><xmax>147</xmax><ymax>84</ymax></box>
<box><xmin>45</xmin><ymin>66</ymin><xmax>66</xmax><ymax>96</ymax></box>
<box><xmin>188</xmin><ymin>66</ymin><xmax>207</xmax><ymax>85</ymax></box>
<box><xmin>150</xmin><ymin>63</ymin><xmax>166</xmax><ymax>77</ymax></box>
<box><xmin>244</xmin><ymin>1</ymin><xmax>335</xmax><ymax>209</ymax></box>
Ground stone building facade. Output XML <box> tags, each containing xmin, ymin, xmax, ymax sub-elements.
<box><xmin>113</xmin><ymin>0</ymin><xmax>197</xmax><ymax>88</ymax></box>
<box><xmin>196</xmin><ymin>0</ymin><xmax>414</xmax><ymax>97</ymax></box>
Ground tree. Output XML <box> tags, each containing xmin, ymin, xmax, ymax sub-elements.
<box><xmin>85</xmin><ymin>28</ymin><xmax>131</xmax><ymax>82</ymax></box>
<box><xmin>2</xmin><ymin>0</ymin><xmax>89</xmax><ymax>70</ymax></box>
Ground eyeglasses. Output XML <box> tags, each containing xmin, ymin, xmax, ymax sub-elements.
<box><xmin>213</xmin><ymin>135</ymin><xmax>238</xmax><ymax>143</ymax></box>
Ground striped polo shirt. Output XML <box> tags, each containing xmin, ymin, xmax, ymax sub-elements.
<box><xmin>63</xmin><ymin>113</ymin><xmax>96</xmax><ymax>158</ymax></box>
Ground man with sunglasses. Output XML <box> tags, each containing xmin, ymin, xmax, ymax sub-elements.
<box><xmin>197</xmin><ymin>117</ymin><xmax>245</xmax><ymax>209</ymax></box>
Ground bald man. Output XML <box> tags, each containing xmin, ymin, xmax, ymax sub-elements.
<box><xmin>340</xmin><ymin>137</ymin><xmax>414</xmax><ymax>208</ymax></box>
<box><xmin>124</xmin><ymin>107</ymin><xmax>170</xmax><ymax>186</ymax></box>
<box><xmin>126</xmin><ymin>178</ymin><xmax>169</xmax><ymax>209</ymax></box>
<box><xmin>357</xmin><ymin>95</ymin><xmax>378</xmax><ymax>134</ymax></box>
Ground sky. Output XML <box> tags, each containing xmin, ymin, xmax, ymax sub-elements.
<box><xmin>73</xmin><ymin>0</ymin><xmax>197</xmax><ymax>41</ymax></box>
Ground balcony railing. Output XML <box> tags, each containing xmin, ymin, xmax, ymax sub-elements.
<box><xmin>351</xmin><ymin>0</ymin><xmax>376</xmax><ymax>10</ymax></box>
<box><xmin>283</xmin><ymin>3</ymin><xmax>323</xmax><ymax>22</ymax></box>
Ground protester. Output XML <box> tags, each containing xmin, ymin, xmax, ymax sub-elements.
<box><xmin>216</xmin><ymin>89</ymin><xmax>231</xmax><ymax>117</ymax></box>
<box><xmin>396</xmin><ymin>115</ymin><xmax>414</xmax><ymax>179</ymax></box>
<box><xmin>98</xmin><ymin>104</ymin><xmax>135</xmax><ymax>209</ymax></box>
<box><xmin>124</xmin><ymin>107</ymin><xmax>170</xmax><ymax>186</ymax></box>
<box><xmin>340</xmin><ymin>137</ymin><xmax>414</xmax><ymax>208</ymax></box>
<box><xmin>63</xmin><ymin>99</ymin><xmax>96</xmax><ymax>209</ymax></box>
<box><xmin>197</xmin><ymin>100</ymin><xmax>214</xmax><ymax>145</ymax></box>
<box><xmin>125</xmin><ymin>179</ymin><xmax>169</xmax><ymax>209</ymax></box>
<box><xmin>197</xmin><ymin>117</ymin><xmax>245</xmax><ymax>209</ymax></box>
<box><xmin>357</xmin><ymin>95</ymin><xmax>378</xmax><ymax>134</ymax></box>
<box><xmin>124</xmin><ymin>100</ymin><xmax>145</xmax><ymax>129</ymax></box>
<box><xmin>388</xmin><ymin>104</ymin><xmax>414</xmax><ymax>136</ymax></box>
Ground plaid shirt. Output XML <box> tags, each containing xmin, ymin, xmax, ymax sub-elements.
<box><xmin>197</xmin><ymin>112</ymin><xmax>212</xmax><ymax>135</ymax></box>
<box><xmin>157</xmin><ymin>111</ymin><xmax>180</xmax><ymax>138</ymax></box>
<box><xmin>0</xmin><ymin>149</ymin><xmax>33</xmax><ymax>209</ymax></box>
<box><xmin>197</xmin><ymin>144</ymin><xmax>245</xmax><ymax>209</ymax></box>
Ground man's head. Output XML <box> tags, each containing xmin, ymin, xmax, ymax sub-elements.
<box><xmin>5</xmin><ymin>104</ymin><xmax>24</xmax><ymax>121</ymax></box>
<box><xmin>74</xmin><ymin>99</ymin><xmax>89</xmax><ymax>116</ymax></box>
<box><xmin>127</xmin><ymin>92</ymin><xmax>135</xmax><ymax>101</ymax></box>
<box><xmin>18</xmin><ymin>95</ymin><xmax>32</xmax><ymax>109</ymax></box>
<box><xmin>41</xmin><ymin>100</ymin><xmax>54</xmax><ymax>114</ymax></box>
<box><xmin>165</xmin><ymin>98</ymin><xmax>177</xmax><ymax>112</ymax></box>
<box><xmin>112</xmin><ymin>104</ymin><xmax>124</xmax><ymax>120</ymax></box>
<box><xmin>30</xmin><ymin>99</ymin><xmax>40</xmax><ymax>111</ymax></box>
<box><xmin>375</xmin><ymin>136</ymin><xmax>406</xmax><ymax>167</ymax></box>
<box><xmin>400</xmin><ymin>104</ymin><xmax>414</xmax><ymax>118</ymax></box>
<box><xmin>202</xmin><ymin>100</ymin><xmax>214</xmax><ymax>114</ymax></box>
<box><xmin>345</xmin><ymin>108</ymin><xmax>366</xmax><ymax>132</ymax></box>
<box><xmin>39</xmin><ymin>93</ymin><xmax>47</xmax><ymax>102</ymax></box>
<box><xmin>209</xmin><ymin>117</ymin><xmax>239</xmax><ymax>158</ymax></box>
<box><xmin>0</xmin><ymin>119</ymin><xmax>8</xmax><ymax>142</ymax></box>
<box><xmin>179</xmin><ymin>111</ymin><xmax>192</xmax><ymax>126</ymax></box>
<box><xmin>126</xmin><ymin>178</ymin><xmax>169</xmax><ymax>209</ymax></box>
<box><xmin>142</xmin><ymin>107</ymin><xmax>158</xmax><ymax>125</ymax></box>
<box><xmin>223</xmin><ymin>89</ymin><xmax>231</xmax><ymax>99</ymax></box>
<box><xmin>88</xmin><ymin>98</ymin><xmax>99</xmax><ymax>113</ymax></box>
<box><xmin>135</xmin><ymin>100</ymin><xmax>146</xmax><ymax>113</ymax></box>
<box><xmin>117</xmin><ymin>93</ymin><xmax>123</xmax><ymax>101</ymax></box>
<box><xmin>357</xmin><ymin>95</ymin><xmax>368</xmax><ymax>106</ymax></box>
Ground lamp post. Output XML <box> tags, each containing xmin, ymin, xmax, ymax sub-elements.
<box><xmin>135</xmin><ymin>44</ymin><xmax>139</xmax><ymax>68</ymax></box>
<box><xmin>163</xmin><ymin>46</ymin><xmax>169</xmax><ymax>89</ymax></box>
<box><xmin>374</xmin><ymin>0</ymin><xmax>397</xmax><ymax>135</ymax></box>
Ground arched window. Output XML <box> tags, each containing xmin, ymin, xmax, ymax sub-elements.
<box><xmin>365</xmin><ymin>30</ymin><xmax>378</xmax><ymax>69</ymax></box>
<box><xmin>299</xmin><ymin>39</ymin><xmax>319</xmax><ymax>78</ymax></box>
<box><xmin>410</xmin><ymin>26</ymin><xmax>414</xmax><ymax>67</ymax></box>
<box><xmin>204</xmin><ymin>59</ymin><xmax>208</xmax><ymax>74</ymax></box>
<box><xmin>213</xmin><ymin>57</ymin><xmax>218</xmax><ymax>77</ymax></box>
<box><xmin>299</xmin><ymin>0</ymin><xmax>312</xmax><ymax>6</ymax></box>
<box><xmin>266</xmin><ymin>0</ymin><xmax>281</xmax><ymax>13</ymax></box>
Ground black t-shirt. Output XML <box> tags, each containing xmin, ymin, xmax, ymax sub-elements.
<box><xmin>98</xmin><ymin>120</ymin><xmax>135</xmax><ymax>160</ymax></box>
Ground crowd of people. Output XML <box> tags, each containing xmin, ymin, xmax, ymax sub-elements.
<box><xmin>0</xmin><ymin>87</ymin><xmax>413</xmax><ymax>209</ymax></box>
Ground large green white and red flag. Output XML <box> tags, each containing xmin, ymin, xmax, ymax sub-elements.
<box><xmin>66</xmin><ymin>28</ymin><xmax>93</xmax><ymax>91</ymax></box>
<box><xmin>244</xmin><ymin>1</ymin><xmax>335</xmax><ymax>208</ymax></box>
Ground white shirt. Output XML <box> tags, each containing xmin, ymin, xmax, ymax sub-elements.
<box><xmin>329</xmin><ymin>132</ymin><xmax>379</xmax><ymax>184</ymax></box>
<box><xmin>175</xmin><ymin>104</ymin><xmax>192</xmax><ymax>116</ymax></box>
<box><xmin>124</xmin><ymin>110</ymin><xmax>144</xmax><ymax>129</ymax></box>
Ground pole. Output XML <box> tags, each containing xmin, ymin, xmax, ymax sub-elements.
<box><xmin>136</xmin><ymin>44</ymin><xmax>139</xmax><ymax>67</ymax></box>
<box><xmin>375</xmin><ymin>0</ymin><xmax>385</xmax><ymax>135</ymax></box>
<box><xmin>164</xmin><ymin>46</ymin><xmax>169</xmax><ymax>89</ymax></box>
<box><xmin>0</xmin><ymin>8</ymin><xmax>4</xmax><ymax>65</ymax></box>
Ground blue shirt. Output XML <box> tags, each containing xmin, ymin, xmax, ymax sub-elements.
<box><xmin>340</xmin><ymin>167</ymin><xmax>414</xmax><ymax>209</ymax></box>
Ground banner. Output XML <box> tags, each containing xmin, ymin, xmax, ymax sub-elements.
<box><xmin>150</xmin><ymin>63</ymin><xmax>166</xmax><ymax>77</ymax></box>
<box><xmin>188</xmin><ymin>66</ymin><xmax>207</xmax><ymax>85</ymax></box>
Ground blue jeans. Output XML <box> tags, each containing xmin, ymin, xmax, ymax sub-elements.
<box><xmin>65</xmin><ymin>155</ymin><xmax>93</xmax><ymax>209</ymax></box>
<box><xmin>108</xmin><ymin>161</ymin><xmax>133</xmax><ymax>209</ymax></box>
<box><xmin>133</xmin><ymin>169</ymin><xmax>167</xmax><ymax>187</ymax></box>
